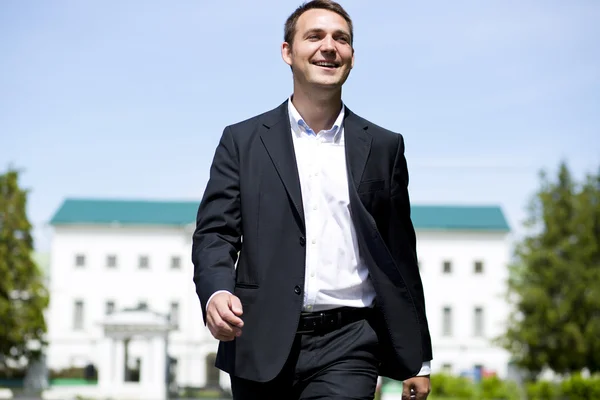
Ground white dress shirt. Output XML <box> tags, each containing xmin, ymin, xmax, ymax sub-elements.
<box><xmin>287</xmin><ymin>100</ymin><xmax>375</xmax><ymax>313</ymax></box>
<box><xmin>206</xmin><ymin>98</ymin><xmax>431</xmax><ymax>376</ymax></box>
<box><xmin>288</xmin><ymin>99</ymin><xmax>430</xmax><ymax>376</ymax></box>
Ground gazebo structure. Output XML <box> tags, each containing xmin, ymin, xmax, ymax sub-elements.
<box><xmin>97</xmin><ymin>306</ymin><xmax>174</xmax><ymax>400</ymax></box>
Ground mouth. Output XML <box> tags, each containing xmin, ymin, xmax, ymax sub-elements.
<box><xmin>312</xmin><ymin>61</ymin><xmax>340</xmax><ymax>70</ymax></box>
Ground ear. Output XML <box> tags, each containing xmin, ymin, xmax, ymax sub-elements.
<box><xmin>281</xmin><ymin>42</ymin><xmax>293</xmax><ymax>67</ymax></box>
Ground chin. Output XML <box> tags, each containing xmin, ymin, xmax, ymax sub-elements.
<box><xmin>310</xmin><ymin>77</ymin><xmax>343</xmax><ymax>87</ymax></box>
<box><xmin>311</xmin><ymin>82</ymin><xmax>341</xmax><ymax>90</ymax></box>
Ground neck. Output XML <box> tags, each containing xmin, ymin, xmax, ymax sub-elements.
<box><xmin>291</xmin><ymin>84</ymin><xmax>342</xmax><ymax>133</ymax></box>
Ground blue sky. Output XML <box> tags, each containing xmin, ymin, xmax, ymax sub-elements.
<box><xmin>1</xmin><ymin>0</ymin><xmax>599</xmax><ymax>252</ymax></box>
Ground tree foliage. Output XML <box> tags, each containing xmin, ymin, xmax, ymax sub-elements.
<box><xmin>0</xmin><ymin>168</ymin><xmax>49</xmax><ymax>367</ymax></box>
<box><xmin>502</xmin><ymin>162</ymin><xmax>600</xmax><ymax>378</ymax></box>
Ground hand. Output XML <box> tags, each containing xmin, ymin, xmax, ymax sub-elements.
<box><xmin>206</xmin><ymin>292</ymin><xmax>244</xmax><ymax>341</ymax></box>
<box><xmin>402</xmin><ymin>376</ymin><xmax>431</xmax><ymax>400</ymax></box>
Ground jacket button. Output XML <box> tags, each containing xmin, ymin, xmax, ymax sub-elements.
<box><xmin>294</xmin><ymin>285</ymin><xmax>302</xmax><ymax>295</ymax></box>
<box><xmin>299</xmin><ymin>236</ymin><xmax>306</xmax><ymax>246</ymax></box>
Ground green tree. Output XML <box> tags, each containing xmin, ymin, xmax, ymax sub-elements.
<box><xmin>502</xmin><ymin>162</ymin><xmax>600</xmax><ymax>379</ymax></box>
<box><xmin>0</xmin><ymin>168</ymin><xmax>49</xmax><ymax>368</ymax></box>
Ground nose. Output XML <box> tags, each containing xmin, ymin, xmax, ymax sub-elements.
<box><xmin>320</xmin><ymin>35</ymin><xmax>336</xmax><ymax>53</ymax></box>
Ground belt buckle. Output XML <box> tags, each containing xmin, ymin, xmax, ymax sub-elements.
<box><xmin>318</xmin><ymin>312</ymin><xmax>328</xmax><ymax>331</ymax></box>
<box><xmin>297</xmin><ymin>311</ymin><xmax>327</xmax><ymax>334</ymax></box>
<box><xmin>319</xmin><ymin>311</ymin><xmax>338</xmax><ymax>333</ymax></box>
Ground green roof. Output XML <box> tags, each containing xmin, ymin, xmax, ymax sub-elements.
<box><xmin>410</xmin><ymin>205</ymin><xmax>510</xmax><ymax>231</ymax></box>
<box><xmin>49</xmin><ymin>198</ymin><xmax>510</xmax><ymax>232</ymax></box>
<box><xmin>50</xmin><ymin>199</ymin><xmax>198</xmax><ymax>226</ymax></box>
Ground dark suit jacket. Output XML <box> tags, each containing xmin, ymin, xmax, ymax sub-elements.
<box><xmin>192</xmin><ymin>100</ymin><xmax>432</xmax><ymax>383</ymax></box>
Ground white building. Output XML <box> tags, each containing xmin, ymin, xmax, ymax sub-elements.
<box><xmin>45</xmin><ymin>198</ymin><xmax>513</xmax><ymax>393</ymax></box>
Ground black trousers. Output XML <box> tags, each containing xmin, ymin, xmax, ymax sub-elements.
<box><xmin>230</xmin><ymin>318</ymin><xmax>381</xmax><ymax>400</ymax></box>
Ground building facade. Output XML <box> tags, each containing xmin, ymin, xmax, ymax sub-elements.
<box><xmin>46</xmin><ymin>198</ymin><xmax>513</xmax><ymax>390</ymax></box>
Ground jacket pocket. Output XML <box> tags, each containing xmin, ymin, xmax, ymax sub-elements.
<box><xmin>234</xmin><ymin>282</ymin><xmax>259</xmax><ymax>289</ymax></box>
<box><xmin>358</xmin><ymin>179</ymin><xmax>386</xmax><ymax>194</ymax></box>
<box><xmin>234</xmin><ymin>283</ymin><xmax>259</xmax><ymax>305</ymax></box>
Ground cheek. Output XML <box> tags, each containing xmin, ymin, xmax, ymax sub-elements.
<box><xmin>338</xmin><ymin>48</ymin><xmax>354</xmax><ymax>63</ymax></box>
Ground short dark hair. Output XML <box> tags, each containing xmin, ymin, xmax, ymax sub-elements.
<box><xmin>284</xmin><ymin>0</ymin><xmax>353</xmax><ymax>47</ymax></box>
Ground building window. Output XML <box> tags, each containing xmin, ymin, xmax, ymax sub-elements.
<box><xmin>442</xmin><ymin>261</ymin><xmax>452</xmax><ymax>274</ymax></box>
<box><xmin>74</xmin><ymin>300</ymin><xmax>84</xmax><ymax>330</ymax></box>
<box><xmin>169</xmin><ymin>302</ymin><xmax>180</xmax><ymax>329</ymax></box>
<box><xmin>442</xmin><ymin>306</ymin><xmax>452</xmax><ymax>337</ymax></box>
<box><xmin>107</xmin><ymin>255</ymin><xmax>117</xmax><ymax>268</ymax></box>
<box><xmin>171</xmin><ymin>256</ymin><xmax>181</xmax><ymax>269</ymax></box>
<box><xmin>474</xmin><ymin>261</ymin><xmax>484</xmax><ymax>274</ymax></box>
<box><xmin>75</xmin><ymin>254</ymin><xmax>85</xmax><ymax>267</ymax></box>
<box><xmin>474</xmin><ymin>307</ymin><xmax>484</xmax><ymax>337</ymax></box>
<box><xmin>138</xmin><ymin>256</ymin><xmax>149</xmax><ymax>269</ymax></box>
<box><xmin>105</xmin><ymin>301</ymin><xmax>115</xmax><ymax>315</ymax></box>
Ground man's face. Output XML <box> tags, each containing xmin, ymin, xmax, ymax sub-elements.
<box><xmin>282</xmin><ymin>9</ymin><xmax>354</xmax><ymax>91</ymax></box>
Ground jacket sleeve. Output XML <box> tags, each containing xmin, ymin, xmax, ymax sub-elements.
<box><xmin>390</xmin><ymin>133</ymin><xmax>433</xmax><ymax>362</ymax></box>
<box><xmin>192</xmin><ymin>126</ymin><xmax>242</xmax><ymax>324</ymax></box>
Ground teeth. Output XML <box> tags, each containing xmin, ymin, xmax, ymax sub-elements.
<box><xmin>315</xmin><ymin>62</ymin><xmax>337</xmax><ymax>67</ymax></box>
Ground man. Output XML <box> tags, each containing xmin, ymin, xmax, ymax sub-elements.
<box><xmin>192</xmin><ymin>1</ymin><xmax>433</xmax><ymax>399</ymax></box>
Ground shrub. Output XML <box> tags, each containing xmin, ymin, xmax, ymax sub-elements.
<box><xmin>0</xmin><ymin>367</ymin><xmax>26</xmax><ymax>379</ymax></box>
<box><xmin>559</xmin><ymin>374</ymin><xmax>600</xmax><ymax>400</ymax></box>
<box><xmin>526</xmin><ymin>380</ymin><xmax>560</xmax><ymax>400</ymax></box>
<box><xmin>430</xmin><ymin>373</ymin><xmax>476</xmax><ymax>399</ymax></box>
<box><xmin>480</xmin><ymin>375</ymin><xmax>521</xmax><ymax>400</ymax></box>
<box><xmin>49</xmin><ymin>367</ymin><xmax>85</xmax><ymax>379</ymax></box>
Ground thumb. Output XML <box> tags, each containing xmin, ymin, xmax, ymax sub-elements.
<box><xmin>229</xmin><ymin>295</ymin><xmax>244</xmax><ymax>317</ymax></box>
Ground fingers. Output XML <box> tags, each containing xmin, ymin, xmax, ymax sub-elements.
<box><xmin>402</xmin><ymin>382</ymin><xmax>413</xmax><ymax>400</ymax></box>
<box><xmin>402</xmin><ymin>377</ymin><xmax>431</xmax><ymax>400</ymax></box>
<box><xmin>230</xmin><ymin>295</ymin><xmax>243</xmax><ymax>317</ymax></box>
<box><xmin>217</xmin><ymin>297</ymin><xmax>244</xmax><ymax>327</ymax></box>
<box><xmin>415</xmin><ymin>378</ymin><xmax>431</xmax><ymax>400</ymax></box>
<box><xmin>206</xmin><ymin>293</ymin><xmax>244</xmax><ymax>341</ymax></box>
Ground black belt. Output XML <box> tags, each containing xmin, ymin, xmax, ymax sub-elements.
<box><xmin>296</xmin><ymin>306</ymin><xmax>373</xmax><ymax>335</ymax></box>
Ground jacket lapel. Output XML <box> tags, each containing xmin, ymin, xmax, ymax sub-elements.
<box><xmin>343</xmin><ymin>108</ymin><xmax>372</xmax><ymax>190</ymax></box>
<box><xmin>258</xmin><ymin>103</ymin><xmax>372</xmax><ymax>231</ymax></box>
<box><xmin>259</xmin><ymin>102</ymin><xmax>305</xmax><ymax>230</ymax></box>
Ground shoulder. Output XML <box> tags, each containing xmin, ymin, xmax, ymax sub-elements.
<box><xmin>346</xmin><ymin>108</ymin><xmax>404</xmax><ymax>146</ymax></box>
<box><xmin>225</xmin><ymin>101</ymin><xmax>288</xmax><ymax>136</ymax></box>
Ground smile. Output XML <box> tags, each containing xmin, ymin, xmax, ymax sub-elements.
<box><xmin>312</xmin><ymin>61</ymin><xmax>340</xmax><ymax>69</ymax></box>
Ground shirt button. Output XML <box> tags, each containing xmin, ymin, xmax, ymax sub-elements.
<box><xmin>294</xmin><ymin>285</ymin><xmax>302</xmax><ymax>295</ymax></box>
<box><xmin>313</xmin><ymin>205</ymin><xmax>318</xmax><ymax>210</ymax></box>
<box><xmin>312</xmin><ymin>239</ymin><xmax>317</xmax><ymax>244</ymax></box>
<box><xmin>311</xmin><ymin>272</ymin><xmax>315</xmax><ymax>277</ymax></box>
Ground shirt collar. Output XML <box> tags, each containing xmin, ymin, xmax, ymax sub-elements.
<box><xmin>288</xmin><ymin>97</ymin><xmax>345</xmax><ymax>142</ymax></box>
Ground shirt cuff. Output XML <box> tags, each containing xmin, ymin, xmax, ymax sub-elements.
<box><xmin>416</xmin><ymin>361</ymin><xmax>431</xmax><ymax>376</ymax></box>
<box><xmin>205</xmin><ymin>290</ymin><xmax>232</xmax><ymax>310</ymax></box>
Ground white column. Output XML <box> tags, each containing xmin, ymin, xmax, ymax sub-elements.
<box><xmin>140</xmin><ymin>334</ymin><xmax>167</xmax><ymax>400</ymax></box>
<box><xmin>147</xmin><ymin>334</ymin><xmax>167</xmax><ymax>400</ymax></box>
<box><xmin>97</xmin><ymin>337</ymin><xmax>114</xmax><ymax>392</ymax></box>
<box><xmin>113</xmin><ymin>339</ymin><xmax>126</xmax><ymax>396</ymax></box>
<box><xmin>140</xmin><ymin>336</ymin><xmax>153</xmax><ymax>388</ymax></box>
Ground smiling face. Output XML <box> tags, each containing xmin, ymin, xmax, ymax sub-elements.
<box><xmin>282</xmin><ymin>8</ymin><xmax>354</xmax><ymax>92</ymax></box>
